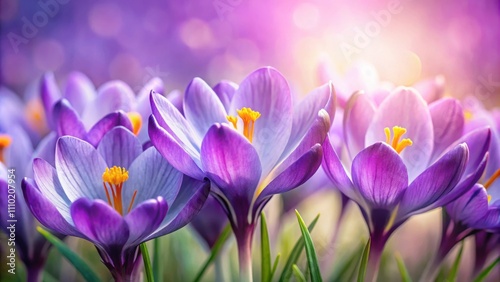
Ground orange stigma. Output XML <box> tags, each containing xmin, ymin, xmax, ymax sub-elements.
<box><xmin>0</xmin><ymin>134</ymin><xmax>12</xmax><ymax>163</ymax></box>
<box><xmin>127</xmin><ymin>112</ymin><xmax>142</xmax><ymax>136</ymax></box>
<box><xmin>226</xmin><ymin>107</ymin><xmax>261</xmax><ymax>142</ymax></box>
<box><xmin>25</xmin><ymin>99</ymin><xmax>48</xmax><ymax>135</ymax></box>
<box><xmin>102</xmin><ymin>166</ymin><xmax>137</xmax><ymax>215</ymax></box>
<box><xmin>384</xmin><ymin>126</ymin><xmax>413</xmax><ymax>154</ymax></box>
<box><xmin>484</xmin><ymin>169</ymin><xmax>500</xmax><ymax>190</ymax></box>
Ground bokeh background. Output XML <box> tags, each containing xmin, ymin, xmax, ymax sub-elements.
<box><xmin>1</xmin><ymin>0</ymin><xmax>500</xmax><ymax>103</ymax></box>
<box><xmin>1</xmin><ymin>0</ymin><xmax>500</xmax><ymax>281</ymax></box>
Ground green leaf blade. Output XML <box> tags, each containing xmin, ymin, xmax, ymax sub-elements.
<box><xmin>357</xmin><ymin>238</ymin><xmax>371</xmax><ymax>282</ymax></box>
<box><xmin>37</xmin><ymin>227</ymin><xmax>101</xmax><ymax>282</ymax></box>
<box><xmin>330</xmin><ymin>241</ymin><xmax>365</xmax><ymax>281</ymax></box>
<box><xmin>140</xmin><ymin>242</ymin><xmax>154</xmax><ymax>282</ymax></box>
<box><xmin>295</xmin><ymin>210</ymin><xmax>322</xmax><ymax>282</ymax></box>
<box><xmin>279</xmin><ymin>214</ymin><xmax>320</xmax><ymax>282</ymax></box>
<box><xmin>292</xmin><ymin>265</ymin><xmax>306</xmax><ymax>282</ymax></box>
<box><xmin>473</xmin><ymin>257</ymin><xmax>500</xmax><ymax>282</ymax></box>
<box><xmin>447</xmin><ymin>241</ymin><xmax>464</xmax><ymax>282</ymax></box>
<box><xmin>395</xmin><ymin>252</ymin><xmax>412</xmax><ymax>282</ymax></box>
<box><xmin>261</xmin><ymin>212</ymin><xmax>272</xmax><ymax>282</ymax></box>
<box><xmin>153</xmin><ymin>238</ymin><xmax>163</xmax><ymax>282</ymax></box>
<box><xmin>192</xmin><ymin>224</ymin><xmax>232</xmax><ymax>282</ymax></box>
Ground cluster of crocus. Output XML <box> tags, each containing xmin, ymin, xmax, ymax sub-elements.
<box><xmin>1</xmin><ymin>65</ymin><xmax>500</xmax><ymax>282</ymax></box>
<box><xmin>322</xmin><ymin>86</ymin><xmax>497</xmax><ymax>280</ymax></box>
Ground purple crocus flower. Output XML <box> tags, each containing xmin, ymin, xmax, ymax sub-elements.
<box><xmin>322</xmin><ymin>88</ymin><xmax>489</xmax><ymax>280</ymax></box>
<box><xmin>40</xmin><ymin>72</ymin><xmax>171</xmax><ymax>141</ymax></box>
<box><xmin>0</xmin><ymin>99</ymin><xmax>55</xmax><ymax>282</ymax></box>
<box><xmin>149</xmin><ymin>67</ymin><xmax>335</xmax><ymax>281</ymax></box>
<box><xmin>418</xmin><ymin>98</ymin><xmax>500</xmax><ymax>280</ymax></box>
<box><xmin>22</xmin><ymin>127</ymin><xmax>209</xmax><ymax>281</ymax></box>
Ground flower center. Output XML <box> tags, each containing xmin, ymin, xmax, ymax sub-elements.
<box><xmin>384</xmin><ymin>126</ymin><xmax>413</xmax><ymax>154</ymax></box>
<box><xmin>127</xmin><ymin>112</ymin><xmax>142</xmax><ymax>136</ymax></box>
<box><xmin>25</xmin><ymin>99</ymin><xmax>47</xmax><ymax>134</ymax></box>
<box><xmin>226</xmin><ymin>107</ymin><xmax>261</xmax><ymax>142</ymax></box>
<box><xmin>0</xmin><ymin>134</ymin><xmax>12</xmax><ymax>164</ymax></box>
<box><xmin>102</xmin><ymin>166</ymin><xmax>137</xmax><ymax>215</ymax></box>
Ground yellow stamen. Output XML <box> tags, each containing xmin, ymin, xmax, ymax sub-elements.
<box><xmin>484</xmin><ymin>169</ymin><xmax>500</xmax><ymax>189</ymax></box>
<box><xmin>487</xmin><ymin>195</ymin><xmax>492</xmax><ymax>203</ymax></box>
<box><xmin>384</xmin><ymin>126</ymin><xmax>413</xmax><ymax>154</ymax></box>
<box><xmin>102</xmin><ymin>166</ymin><xmax>137</xmax><ymax>215</ymax></box>
<box><xmin>226</xmin><ymin>115</ymin><xmax>238</xmax><ymax>129</ymax></box>
<box><xmin>127</xmin><ymin>112</ymin><xmax>142</xmax><ymax>136</ymax></box>
<box><xmin>236</xmin><ymin>107</ymin><xmax>261</xmax><ymax>143</ymax></box>
<box><xmin>0</xmin><ymin>134</ymin><xmax>12</xmax><ymax>164</ymax></box>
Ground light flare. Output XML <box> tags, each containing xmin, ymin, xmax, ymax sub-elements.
<box><xmin>384</xmin><ymin>126</ymin><xmax>413</xmax><ymax>154</ymax></box>
<box><xmin>102</xmin><ymin>166</ymin><xmax>137</xmax><ymax>215</ymax></box>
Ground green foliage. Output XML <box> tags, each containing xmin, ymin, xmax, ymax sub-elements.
<box><xmin>279</xmin><ymin>213</ymin><xmax>320</xmax><ymax>282</ymax></box>
<box><xmin>295</xmin><ymin>210</ymin><xmax>322</xmax><ymax>282</ymax></box>
<box><xmin>37</xmin><ymin>227</ymin><xmax>101</xmax><ymax>282</ymax></box>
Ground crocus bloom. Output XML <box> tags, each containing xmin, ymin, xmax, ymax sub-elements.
<box><xmin>322</xmin><ymin>88</ymin><xmax>489</xmax><ymax>280</ymax></box>
<box><xmin>0</xmin><ymin>103</ymin><xmax>54</xmax><ymax>282</ymax></box>
<box><xmin>22</xmin><ymin>127</ymin><xmax>209</xmax><ymax>281</ymax></box>
<box><xmin>421</xmin><ymin>99</ymin><xmax>500</xmax><ymax>280</ymax></box>
<box><xmin>40</xmin><ymin>72</ymin><xmax>171</xmax><ymax>141</ymax></box>
<box><xmin>149</xmin><ymin>67</ymin><xmax>335</xmax><ymax>281</ymax></box>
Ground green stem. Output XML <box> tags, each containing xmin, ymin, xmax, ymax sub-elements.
<box><xmin>153</xmin><ymin>238</ymin><xmax>162</xmax><ymax>282</ymax></box>
<box><xmin>140</xmin><ymin>243</ymin><xmax>154</xmax><ymax>282</ymax></box>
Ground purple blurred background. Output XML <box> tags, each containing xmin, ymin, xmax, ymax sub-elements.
<box><xmin>1</xmin><ymin>0</ymin><xmax>500</xmax><ymax>104</ymax></box>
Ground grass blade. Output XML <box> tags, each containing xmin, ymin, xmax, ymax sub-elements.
<box><xmin>395</xmin><ymin>252</ymin><xmax>412</xmax><ymax>282</ymax></box>
<box><xmin>261</xmin><ymin>212</ymin><xmax>272</xmax><ymax>282</ymax></box>
<box><xmin>153</xmin><ymin>238</ymin><xmax>163</xmax><ymax>281</ymax></box>
<box><xmin>330</xmin><ymin>241</ymin><xmax>364</xmax><ymax>281</ymax></box>
<box><xmin>295</xmin><ymin>210</ymin><xmax>322</xmax><ymax>282</ymax></box>
<box><xmin>37</xmin><ymin>227</ymin><xmax>101</xmax><ymax>282</ymax></box>
<box><xmin>192</xmin><ymin>224</ymin><xmax>232</xmax><ymax>282</ymax></box>
<box><xmin>270</xmin><ymin>253</ymin><xmax>281</xmax><ymax>281</ymax></box>
<box><xmin>279</xmin><ymin>214</ymin><xmax>320</xmax><ymax>282</ymax></box>
<box><xmin>447</xmin><ymin>241</ymin><xmax>464</xmax><ymax>282</ymax></box>
<box><xmin>357</xmin><ymin>238</ymin><xmax>371</xmax><ymax>282</ymax></box>
<box><xmin>473</xmin><ymin>257</ymin><xmax>500</xmax><ymax>282</ymax></box>
<box><xmin>140</xmin><ymin>243</ymin><xmax>154</xmax><ymax>282</ymax></box>
<box><xmin>42</xmin><ymin>271</ymin><xmax>59</xmax><ymax>282</ymax></box>
<box><xmin>292</xmin><ymin>265</ymin><xmax>306</xmax><ymax>282</ymax></box>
